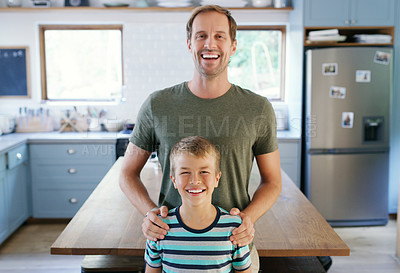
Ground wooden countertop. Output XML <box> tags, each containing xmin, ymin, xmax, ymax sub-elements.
<box><xmin>51</xmin><ymin>158</ymin><xmax>349</xmax><ymax>257</ymax></box>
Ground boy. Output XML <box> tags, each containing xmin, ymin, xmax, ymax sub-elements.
<box><xmin>145</xmin><ymin>136</ymin><xmax>251</xmax><ymax>273</ymax></box>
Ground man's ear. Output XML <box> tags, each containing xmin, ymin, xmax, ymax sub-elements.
<box><xmin>187</xmin><ymin>38</ymin><xmax>192</xmax><ymax>52</ymax></box>
<box><xmin>230</xmin><ymin>39</ymin><xmax>237</xmax><ymax>56</ymax></box>
<box><xmin>170</xmin><ymin>175</ymin><xmax>177</xmax><ymax>189</ymax></box>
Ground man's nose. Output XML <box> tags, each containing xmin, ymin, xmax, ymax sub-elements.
<box><xmin>204</xmin><ymin>37</ymin><xmax>216</xmax><ymax>49</ymax></box>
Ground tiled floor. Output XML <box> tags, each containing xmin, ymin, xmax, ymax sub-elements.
<box><xmin>0</xmin><ymin>220</ymin><xmax>400</xmax><ymax>272</ymax></box>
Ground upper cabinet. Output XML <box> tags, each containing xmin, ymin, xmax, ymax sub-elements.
<box><xmin>304</xmin><ymin>0</ymin><xmax>396</xmax><ymax>26</ymax></box>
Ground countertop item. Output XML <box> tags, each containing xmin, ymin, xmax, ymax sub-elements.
<box><xmin>0</xmin><ymin>132</ymin><xmax>119</xmax><ymax>154</ymax></box>
<box><xmin>51</xmin><ymin>158</ymin><xmax>350</xmax><ymax>257</ymax></box>
<box><xmin>0</xmin><ymin>130</ymin><xmax>299</xmax><ymax>154</ymax></box>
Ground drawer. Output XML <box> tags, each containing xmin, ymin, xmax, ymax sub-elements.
<box><xmin>7</xmin><ymin>145</ymin><xmax>28</xmax><ymax>170</ymax></box>
<box><xmin>31</xmin><ymin>162</ymin><xmax>111</xmax><ymax>185</ymax></box>
<box><xmin>30</xmin><ymin>144</ymin><xmax>115</xmax><ymax>161</ymax></box>
<box><xmin>33</xmin><ymin>188</ymin><xmax>94</xmax><ymax>218</ymax></box>
<box><xmin>0</xmin><ymin>153</ymin><xmax>5</xmax><ymax>172</ymax></box>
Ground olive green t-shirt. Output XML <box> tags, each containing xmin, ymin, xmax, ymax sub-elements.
<box><xmin>130</xmin><ymin>82</ymin><xmax>278</xmax><ymax>211</ymax></box>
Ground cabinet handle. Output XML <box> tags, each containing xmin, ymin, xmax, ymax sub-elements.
<box><xmin>67</xmin><ymin>149</ymin><xmax>76</xmax><ymax>155</ymax></box>
<box><xmin>351</xmin><ymin>20</ymin><xmax>356</xmax><ymax>24</ymax></box>
<box><xmin>16</xmin><ymin>153</ymin><xmax>22</xmax><ymax>160</ymax></box>
<box><xmin>345</xmin><ymin>19</ymin><xmax>350</xmax><ymax>24</ymax></box>
<box><xmin>69</xmin><ymin>198</ymin><xmax>78</xmax><ymax>204</ymax></box>
<box><xmin>68</xmin><ymin>168</ymin><xmax>77</xmax><ymax>174</ymax></box>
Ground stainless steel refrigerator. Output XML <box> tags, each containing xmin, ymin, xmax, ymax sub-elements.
<box><xmin>304</xmin><ymin>47</ymin><xmax>392</xmax><ymax>227</ymax></box>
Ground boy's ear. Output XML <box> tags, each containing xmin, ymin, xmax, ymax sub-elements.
<box><xmin>215</xmin><ymin>172</ymin><xmax>222</xmax><ymax>188</ymax></box>
<box><xmin>170</xmin><ymin>175</ymin><xmax>177</xmax><ymax>189</ymax></box>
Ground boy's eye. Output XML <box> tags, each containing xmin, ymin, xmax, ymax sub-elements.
<box><xmin>181</xmin><ymin>171</ymin><xmax>190</xmax><ymax>175</ymax></box>
<box><xmin>201</xmin><ymin>171</ymin><xmax>210</xmax><ymax>174</ymax></box>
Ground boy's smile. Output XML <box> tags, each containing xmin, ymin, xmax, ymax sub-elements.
<box><xmin>170</xmin><ymin>152</ymin><xmax>221</xmax><ymax>207</ymax></box>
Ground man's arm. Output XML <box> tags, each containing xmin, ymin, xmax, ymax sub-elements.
<box><xmin>235</xmin><ymin>268</ymin><xmax>251</xmax><ymax>273</ymax></box>
<box><xmin>119</xmin><ymin>142</ymin><xmax>169</xmax><ymax>241</ymax></box>
<box><xmin>145</xmin><ymin>266</ymin><xmax>162</xmax><ymax>273</ymax></box>
<box><xmin>230</xmin><ymin>149</ymin><xmax>282</xmax><ymax>246</ymax></box>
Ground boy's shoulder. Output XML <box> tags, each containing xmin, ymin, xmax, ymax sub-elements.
<box><xmin>157</xmin><ymin>207</ymin><xmax>179</xmax><ymax>225</ymax></box>
<box><xmin>217</xmin><ymin>207</ymin><xmax>243</xmax><ymax>226</ymax></box>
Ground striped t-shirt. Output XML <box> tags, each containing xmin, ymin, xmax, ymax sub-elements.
<box><xmin>145</xmin><ymin>206</ymin><xmax>251</xmax><ymax>273</ymax></box>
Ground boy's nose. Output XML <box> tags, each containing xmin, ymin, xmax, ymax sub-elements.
<box><xmin>190</xmin><ymin>174</ymin><xmax>201</xmax><ymax>184</ymax></box>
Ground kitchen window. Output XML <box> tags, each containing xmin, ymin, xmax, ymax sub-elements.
<box><xmin>39</xmin><ymin>25</ymin><xmax>123</xmax><ymax>102</ymax></box>
<box><xmin>228</xmin><ymin>26</ymin><xmax>286</xmax><ymax>101</ymax></box>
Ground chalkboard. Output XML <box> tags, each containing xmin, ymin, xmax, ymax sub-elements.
<box><xmin>0</xmin><ymin>47</ymin><xmax>30</xmax><ymax>98</ymax></box>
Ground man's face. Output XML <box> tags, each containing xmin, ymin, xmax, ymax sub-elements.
<box><xmin>187</xmin><ymin>11</ymin><xmax>237</xmax><ymax>79</ymax></box>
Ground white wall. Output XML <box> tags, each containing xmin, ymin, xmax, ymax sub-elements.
<box><xmin>0</xmin><ymin>7</ymin><xmax>300</xmax><ymax>133</ymax></box>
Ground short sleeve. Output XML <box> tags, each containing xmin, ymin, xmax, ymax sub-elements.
<box><xmin>232</xmin><ymin>244</ymin><xmax>251</xmax><ymax>271</ymax></box>
<box><xmin>252</xmin><ymin>99</ymin><xmax>278</xmax><ymax>156</ymax></box>
<box><xmin>129</xmin><ymin>95</ymin><xmax>157</xmax><ymax>153</ymax></box>
<box><xmin>144</xmin><ymin>239</ymin><xmax>162</xmax><ymax>268</ymax></box>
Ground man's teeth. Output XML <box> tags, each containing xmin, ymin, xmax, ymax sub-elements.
<box><xmin>203</xmin><ymin>54</ymin><xmax>219</xmax><ymax>59</ymax></box>
<box><xmin>188</xmin><ymin>189</ymin><xmax>203</xmax><ymax>193</ymax></box>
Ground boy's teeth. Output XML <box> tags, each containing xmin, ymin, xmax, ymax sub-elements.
<box><xmin>188</xmin><ymin>189</ymin><xmax>203</xmax><ymax>193</ymax></box>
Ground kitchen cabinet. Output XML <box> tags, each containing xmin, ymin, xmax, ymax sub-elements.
<box><xmin>30</xmin><ymin>143</ymin><xmax>115</xmax><ymax>218</ymax></box>
<box><xmin>304</xmin><ymin>0</ymin><xmax>395</xmax><ymax>26</ymax></box>
<box><xmin>6</xmin><ymin>145</ymin><xmax>29</xmax><ymax>233</ymax></box>
<box><xmin>278</xmin><ymin>139</ymin><xmax>301</xmax><ymax>188</ymax></box>
<box><xmin>0</xmin><ymin>154</ymin><xmax>7</xmax><ymax>245</ymax></box>
<box><xmin>0</xmin><ymin>144</ymin><xmax>30</xmax><ymax>246</ymax></box>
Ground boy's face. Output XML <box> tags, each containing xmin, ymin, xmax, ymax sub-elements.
<box><xmin>170</xmin><ymin>152</ymin><xmax>221</xmax><ymax>208</ymax></box>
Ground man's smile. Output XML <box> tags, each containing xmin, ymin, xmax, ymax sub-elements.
<box><xmin>201</xmin><ymin>53</ymin><xmax>220</xmax><ymax>60</ymax></box>
<box><xmin>200</xmin><ymin>50</ymin><xmax>221</xmax><ymax>60</ymax></box>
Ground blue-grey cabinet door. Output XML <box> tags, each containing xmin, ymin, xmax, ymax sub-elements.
<box><xmin>6</xmin><ymin>163</ymin><xmax>29</xmax><ymax>232</ymax></box>
<box><xmin>351</xmin><ymin>0</ymin><xmax>395</xmax><ymax>26</ymax></box>
<box><xmin>304</xmin><ymin>0</ymin><xmax>351</xmax><ymax>26</ymax></box>
<box><xmin>304</xmin><ymin>0</ymin><xmax>395</xmax><ymax>26</ymax></box>
<box><xmin>0</xmin><ymin>171</ymin><xmax>7</xmax><ymax>245</ymax></box>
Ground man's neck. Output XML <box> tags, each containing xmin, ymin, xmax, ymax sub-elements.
<box><xmin>179</xmin><ymin>203</ymin><xmax>217</xmax><ymax>230</ymax></box>
<box><xmin>188</xmin><ymin>73</ymin><xmax>232</xmax><ymax>99</ymax></box>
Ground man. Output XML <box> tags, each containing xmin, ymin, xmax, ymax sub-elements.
<box><xmin>119</xmin><ymin>5</ymin><xmax>282</xmax><ymax>272</ymax></box>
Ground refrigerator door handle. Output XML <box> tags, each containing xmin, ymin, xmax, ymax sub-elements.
<box><xmin>308</xmin><ymin>147</ymin><xmax>389</xmax><ymax>155</ymax></box>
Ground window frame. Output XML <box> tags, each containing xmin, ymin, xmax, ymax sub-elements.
<box><xmin>235</xmin><ymin>25</ymin><xmax>286</xmax><ymax>101</ymax></box>
<box><xmin>39</xmin><ymin>24</ymin><xmax>124</xmax><ymax>102</ymax></box>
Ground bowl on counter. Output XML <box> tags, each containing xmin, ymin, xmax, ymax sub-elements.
<box><xmin>251</xmin><ymin>0</ymin><xmax>272</xmax><ymax>7</ymax></box>
<box><xmin>99</xmin><ymin>0</ymin><xmax>132</xmax><ymax>7</ymax></box>
<box><xmin>103</xmin><ymin>119</ymin><xmax>124</xmax><ymax>132</ymax></box>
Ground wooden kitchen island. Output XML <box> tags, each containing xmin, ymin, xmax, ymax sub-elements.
<box><xmin>51</xmin><ymin>157</ymin><xmax>349</xmax><ymax>271</ymax></box>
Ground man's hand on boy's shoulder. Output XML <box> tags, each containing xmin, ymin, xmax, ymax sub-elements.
<box><xmin>229</xmin><ymin>208</ymin><xmax>255</xmax><ymax>247</ymax></box>
<box><xmin>142</xmin><ymin>206</ymin><xmax>170</xmax><ymax>241</ymax></box>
